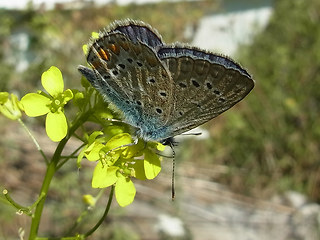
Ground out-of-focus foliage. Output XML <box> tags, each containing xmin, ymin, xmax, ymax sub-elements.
<box><xmin>185</xmin><ymin>0</ymin><xmax>320</xmax><ymax>201</ymax></box>
<box><xmin>0</xmin><ymin>1</ymin><xmax>217</xmax><ymax>93</ymax></box>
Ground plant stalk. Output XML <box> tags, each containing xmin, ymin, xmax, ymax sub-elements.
<box><xmin>28</xmin><ymin>110</ymin><xmax>92</xmax><ymax>240</ymax></box>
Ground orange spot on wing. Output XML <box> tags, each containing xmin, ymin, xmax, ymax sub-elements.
<box><xmin>109</xmin><ymin>44</ymin><xmax>120</xmax><ymax>54</ymax></box>
<box><xmin>97</xmin><ymin>48</ymin><xmax>109</xmax><ymax>61</ymax></box>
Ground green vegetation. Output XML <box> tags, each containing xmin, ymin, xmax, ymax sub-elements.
<box><xmin>186</xmin><ymin>0</ymin><xmax>320</xmax><ymax>201</ymax></box>
<box><xmin>0</xmin><ymin>1</ymin><xmax>216</xmax><ymax>92</ymax></box>
<box><xmin>240</xmin><ymin>0</ymin><xmax>320</xmax><ymax>200</ymax></box>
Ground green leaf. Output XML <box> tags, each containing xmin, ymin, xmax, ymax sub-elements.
<box><xmin>92</xmin><ymin>162</ymin><xmax>118</xmax><ymax>188</ymax></box>
<box><xmin>41</xmin><ymin>66</ymin><xmax>64</xmax><ymax>97</ymax></box>
<box><xmin>115</xmin><ymin>174</ymin><xmax>136</xmax><ymax>207</ymax></box>
<box><xmin>46</xmin><ymin>111</ymin><xmax>67</xmax><ymax>142</ymax></box>
<box><xmin>20</xmin><ymin>93</ymin><xmax>51</xmax><ymax>117</ymax></box>
<box><xmin>144</xmin><ymin>149</ymin><xmax>161</xmax><ymax>179</ymax></box>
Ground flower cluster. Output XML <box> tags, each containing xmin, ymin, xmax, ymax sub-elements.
<box><xmin>77</xmin><ymin>128</ymin><xmax>165</xmax><ymax>206</ymax></box>
<box><xmin>1</xmin><ymin>65</ymin><xmax>165</xmax><ymax>207</ymax></box>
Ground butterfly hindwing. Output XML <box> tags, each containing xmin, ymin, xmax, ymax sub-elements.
<box><xmin>158</xmin><ymin>46</ymin><xmax>254</xmax><ymax>136</ymax></box>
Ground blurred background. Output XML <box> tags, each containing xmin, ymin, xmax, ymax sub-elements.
<box><xmin>0</xmin><ymin>0</ymin><xmax>319</xmax><ymax>239</ymax></box>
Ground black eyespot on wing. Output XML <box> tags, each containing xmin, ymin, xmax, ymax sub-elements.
<box><xmin>156</xmin><ymin>108</ymin><xmax>163</xmax><ymax>114</ymax></box>
<box><xmin>159</xmin><ymin>91</ymin><xmax>167</xmax><ymax>97</ymax></box>
<box><xmin>137</xmin><ymin>61</ymin><xmax>143</xmax><ymax>67</ymax></box>
<box><xmin>179</xmin><ymin>82</ymin><xmax>187</xmax><ymax>88</ymax></box>
<box><xmin>127</xmin><ymin>58</ymin><xmax>133</xmax><ymax>63</ymax></box>
<box><xmin>192</xmin><ymin>79</ymin><xmax>200</xmax><ymax>87</ymax></box>
<box><xmin>206</xmin><ymin>82</ymin><xmax>212</xmax><ymax>89</ymax></box>
<box><xmin>213</xmin><ymin>89</ymin><xmax>221</xmax><ymax>95</ymax></box>
<box><xmin>148</xmin><ymin>78</ymin><xmax>156</xmax><ymax>84</ymax></box>
<box><xmin>118</xmin><ymin>64</ymin><xmax>125</xmax><ymax>69</ymax></box>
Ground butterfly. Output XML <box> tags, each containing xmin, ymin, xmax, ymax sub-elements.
<box><xmin>78</xmin><ymin>19</ymin><xmax>254</xmax><ymax>145</ymax></box>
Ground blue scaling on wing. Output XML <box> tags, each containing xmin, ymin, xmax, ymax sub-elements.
<box><xmin>108</xmin><ymin>19</ymin><xmax>164</xmax><ymax>48</ymax></box>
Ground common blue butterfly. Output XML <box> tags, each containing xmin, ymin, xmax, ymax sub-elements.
<box><xmin>78</xmin><ymin>19</ymin><xmax>254</xmax><ymax>145</ymax></box>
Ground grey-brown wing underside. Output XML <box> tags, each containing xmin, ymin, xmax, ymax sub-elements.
<box><xmin>158</xmin><ymin>46</ymin><xmax>255</xmax><ymax>137</ymax></box>
<box><xmin>84</xmin><ymin>32</ymin><xmax>174</xmax><ymax>127</ymax></box>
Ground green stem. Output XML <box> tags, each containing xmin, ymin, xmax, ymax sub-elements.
<box><xmin>18</xmin><ymin>118</ymin><xmax>49</xmax><ymax>165</ymax></box>
<box><xmin>84</xmin><ymin>185</ymin><xmax>114</xmax><ymax>238</ymax></box>
<box><xmin>28</xmin><ymin>110</ymin><xmax>93</xmax><ymax>240</ymax></box>
<box><xmin>3</xmin><ymin>189</ymin><xmax>32</xmax><ymax>216</ymax></box>
<box><xmin>65</xmin><ymin>189</ymin><xmax>105</xmax><ymax>236</ymax></box>
<box><xmin>57</xmin><ymin>143</ymin><xmax>85</xmax><ymax>170</ymax></box>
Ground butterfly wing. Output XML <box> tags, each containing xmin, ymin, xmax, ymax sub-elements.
<box><xmin>79</xmin><ymin>20</ymin><xmax>254</xmax><ymax>141</ymax></box>
<box><xmin>158</xmin><ymin>46</ymin><xmax>255</xmax><ymax>137</ymax></box>
<box><xmin>105</xmin><ymin>19</ymin><xmax>164</xmax><ymax>49</ymax></box>
<box><xmin>82</xmin><ymin>31</ymin><xmax>174</xmax><ymax>138</ymax></box>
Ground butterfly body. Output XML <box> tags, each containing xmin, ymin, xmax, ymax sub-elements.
<box><xmin>78</xmin><ymin>19</ymin><xmax>254</xmax><ymax>143</ymax></box>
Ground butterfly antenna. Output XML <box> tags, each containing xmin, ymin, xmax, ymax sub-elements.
<box><xmin>168</xmin><ymin>140</ymin><xmax>176</xmax><ymax>200</ymax></box>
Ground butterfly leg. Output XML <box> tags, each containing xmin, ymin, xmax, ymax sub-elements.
<box><xmin>105</xmin><ymin>137</ymin><xmax>139</xmax><ymax>156</ymax></box>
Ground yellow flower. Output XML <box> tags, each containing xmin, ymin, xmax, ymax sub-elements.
<box><xmin>0</xmin><ymin>92</ymin><xmax>22</xmax><ymax>120</ymax></box>
<box><xmin>20</xmin><ymin>66</ymin><xmax>73</xmax><ymax>142</ymax></box>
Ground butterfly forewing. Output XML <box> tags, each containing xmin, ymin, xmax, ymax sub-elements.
<box><xmin>158</xmin><ymin>46</ymin><xmax>254</xmax><ymax>136</ymax></box>
<box><xmin>106</xmin><ymin>19</ymin><xmax>164</xmax><ymax>49</ymax></box>
<box><xmin>86</xmin><ymin>32</ymin><xmax>174</xmax><ymax>127</ymax></box>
